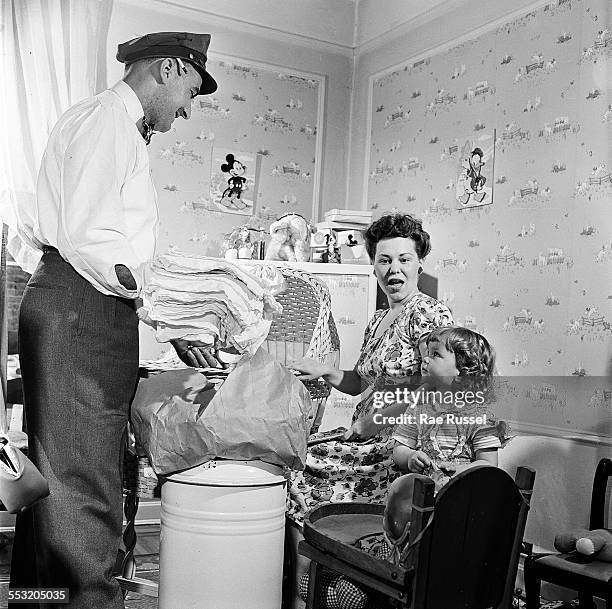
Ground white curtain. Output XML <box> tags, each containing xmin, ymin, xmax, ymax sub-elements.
<box><xmin>0</xmin><ymin>0</ymin><xmax>113</xmax><ymax>273</ymax></box>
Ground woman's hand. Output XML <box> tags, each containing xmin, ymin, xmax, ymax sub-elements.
<box><xmin>172</xmin><ymin>339</ymin><xmax>227</xmax><ymax>369</ymax></box>
<box><xmin>287</xmin><ymin>357</ymin><xmax>332</xmax><ymax>380</ymax></box>
<box><xmin>288</xmin><ymin>360</ymin><xmax>359</xmax><ymax>393</ymax></box>
<box><xmin>406</xmin><ymin>450</ymin><xmax>432</xmax><ymax>474</ymax></box>
<box><xmin>343</xmin><ymin>416</ymin><xmax>380</xmax><ymax>442</ymax></box>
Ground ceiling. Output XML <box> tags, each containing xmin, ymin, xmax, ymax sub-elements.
<box><xmin>355</xmin><ymin>0</ymin><xmax>459</xmax><ymax>49</ymax></box>
<box><xmin>129</xmin><ymin>0</ymin><xmax>462</xmax><ymax>54</ymax></box>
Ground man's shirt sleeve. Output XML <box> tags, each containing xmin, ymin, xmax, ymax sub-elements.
<box><xmin>57</xmin><ymin>103</ymin><xmax>144</xmax><ymax>298</ymax></box>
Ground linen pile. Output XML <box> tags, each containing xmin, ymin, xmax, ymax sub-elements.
<box><xmin>139</xmin><ymin>249</ymin><xmax>283</xmax><ymax>355</ymax></box>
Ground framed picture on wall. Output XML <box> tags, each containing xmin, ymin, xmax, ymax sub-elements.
<box><xmin>210</xmin><ymin>148</ymin><xmax>262</xmax><ymax>216</ymax></box>
<box><xmin>455</xmin><ymin>130</ymin><xmax>496</xmax><ymax>209</ymax></box>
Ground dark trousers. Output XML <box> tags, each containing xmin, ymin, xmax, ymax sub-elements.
<box><xmin>9</xmin><ymin>250</ymin><xmax>139</xmax><ymax>608</ymax></box>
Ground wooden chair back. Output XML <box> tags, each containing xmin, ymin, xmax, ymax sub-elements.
<box><xmin>589</xmin><ymin>457</ymin><xmax>612</xmax><ymax>529</ymax></box>
<box><xmin>409</xmin><ymin>465</ymin><xmax>535</xmax><ymax>609</ymax></box>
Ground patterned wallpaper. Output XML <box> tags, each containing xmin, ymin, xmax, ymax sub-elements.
<box><xmin>367</xmin><ymin>0</ymin><xmax>611</xmax><ymax>378</ymax></box>
<box><xmin>148</xmin><ymin>56</ymin><xmax>322</xmax><ymax>257</ymax></box>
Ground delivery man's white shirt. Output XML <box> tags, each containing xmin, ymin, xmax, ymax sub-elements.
<box><xmin>25</xmin><ymin>80</ymin><xmax>158</xmax><ymax>297</ymax></box>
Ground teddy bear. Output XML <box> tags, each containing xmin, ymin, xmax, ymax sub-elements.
<box><xmin>264</xmin><ymin>214</ymin><xmax>310</xmax><ymax>262</ymax></box>
<box><xmin>554</xmin><ymin>528</ymin><xmax>612</xmax><ymax>561</ymax></box>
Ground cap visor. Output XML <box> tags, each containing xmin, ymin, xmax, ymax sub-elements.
<box><xmin>197</xmin><ymin>69</ymin><xmax>217</xmax><ymax>94</ymax></box>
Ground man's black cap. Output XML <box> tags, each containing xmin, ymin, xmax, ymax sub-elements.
<box><xmin>117</xmin><ymin>32</ymin><xmax>217</xmax><ymax>95</ymax></box>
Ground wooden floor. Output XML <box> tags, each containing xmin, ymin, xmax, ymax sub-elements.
<box><xmin>0</xmin><ymin>529</ymin><xmax>582</xmax><ymax>609</ymax></box>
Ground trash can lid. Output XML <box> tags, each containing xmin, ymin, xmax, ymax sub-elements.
<box><xmin>167</xmin><ymin>460</ymin><xmax>287</xmax><ymax>487</ymax></box>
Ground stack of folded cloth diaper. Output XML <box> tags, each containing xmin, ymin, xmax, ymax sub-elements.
<box><xmin>139</xmin><ymin>248</ymin><xmax>283</xmax><ymax>356</ymax></box>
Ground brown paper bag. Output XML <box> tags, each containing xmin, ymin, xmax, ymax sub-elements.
<box><xmin>131</xmin><ymin>349</ymin><xmax>315</xmax><ymax>474</ymax></box>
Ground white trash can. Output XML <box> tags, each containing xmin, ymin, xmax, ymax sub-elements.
<box><xmin>158</xmin><ymin>460</ymin><xmax>287</xmax><ymax>609</ymax></box>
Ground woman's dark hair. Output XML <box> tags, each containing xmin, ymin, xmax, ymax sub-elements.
<box><xmin>364</xmin><ymin>214</ymin><xmax>431</xmax><ymax>260</ymax></box>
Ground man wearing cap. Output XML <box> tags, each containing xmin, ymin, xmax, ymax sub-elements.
<box><xmin>10</xmin><ymin>32</ymin><xmax>217</xmax><ymax>608</ymax></box>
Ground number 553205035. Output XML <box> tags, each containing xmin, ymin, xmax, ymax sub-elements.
<box><xmin>8</xmin><ymin>588</ymin><xmax>69</xmax><ymax>603</ymax></box>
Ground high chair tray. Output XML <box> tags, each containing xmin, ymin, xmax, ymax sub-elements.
<box><xmin>303</xmin><ymin>503</ymin><xmax>411</xmax><ymax>586</ymax></box>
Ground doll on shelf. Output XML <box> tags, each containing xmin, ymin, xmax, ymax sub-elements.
<box><xmin>223</xmin><ymin>225</ymin><xmax>254</xmax><ymax>260</ymax></box>
<box><xmin>321</xmin><ymin>233</ymin><xmax>340</xmax><ymax>263</ymax></box>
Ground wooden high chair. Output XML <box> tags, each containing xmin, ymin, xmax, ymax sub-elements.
<box><xmin>116</xmin><ymin>264</ymin><xmax>341</xmax><ymax>599</ymax></box>
<box><xmin>299</xmin><ymin>465</ymin><xmax>535</xmax><ymax>609</ymax></box>
<box><xmin>524</xmin><ymin>457</ymin><xmax>612</xmax><ymax>609</ymax></box>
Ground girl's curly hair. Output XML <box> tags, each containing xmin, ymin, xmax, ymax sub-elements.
<box><xmin>364</xmin><ymin>214</ymin><xmax>431</xmax><ymax>261</ymax></box>
<box><xmin>426</xmin><ymin>326</ymin><xmax>496</xmax><ymax>396</ymax></box>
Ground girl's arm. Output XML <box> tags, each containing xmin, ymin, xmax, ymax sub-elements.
<box><xmin>393</xmin><ymin>444</ymin><xmax>431</xmax><ymax>473</ymax></box>
<box><xmin>474</xmin><ymin>448</ymin><xmax>498</xmax><ymax>466</ymax></box>
<box><xmin>393</xmin><ymin>444</ymin><xmax>414</xmax><ymax>472</ymax></box>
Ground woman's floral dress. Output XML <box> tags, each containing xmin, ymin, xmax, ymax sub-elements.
<box><xmin>287</xmin><ymin>292</ymin><xmax>453</xmax><ymax>526</ymax></box>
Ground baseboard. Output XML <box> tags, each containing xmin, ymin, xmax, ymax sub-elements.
<box><xmin>0</xmin><ymin>511</ymin><xmax>15</xmax><ymax>533</ymax></box>
<box><xmin>134</xmin><ymin>499</ymin><xmax>161</xmax><ymax>526</ymax></box>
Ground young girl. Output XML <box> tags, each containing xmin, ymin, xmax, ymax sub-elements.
<box><xmin>386</xmin><ymin>326</ymin><xmax>511</xmax><ymax>557</ymax></box>
<box><xmin>394</xmin><ymin>326</ymin><xmax>506</xmax><ymax>471</ymax></box>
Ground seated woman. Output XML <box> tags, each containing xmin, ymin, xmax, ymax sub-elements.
<box><xmin>286</xmin><ymin>213</ymin><xmax>453</xmax><ymax>606</ymax></box>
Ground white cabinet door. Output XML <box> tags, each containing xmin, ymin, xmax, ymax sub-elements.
<box><xmin>311</xmin><ymin>272</ymin><xmax>373</xmax><ymax>370</ymax></box>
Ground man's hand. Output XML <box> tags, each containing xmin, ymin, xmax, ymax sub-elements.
<box><xmin>171</xmin><ymin>339</ymin><xmax>227</xmax><ymax>369</ymax></box>
<box><xmin>115</xmin><ymin>264</ymin><xmax>137</xmax><ymax>291</ymax></box>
